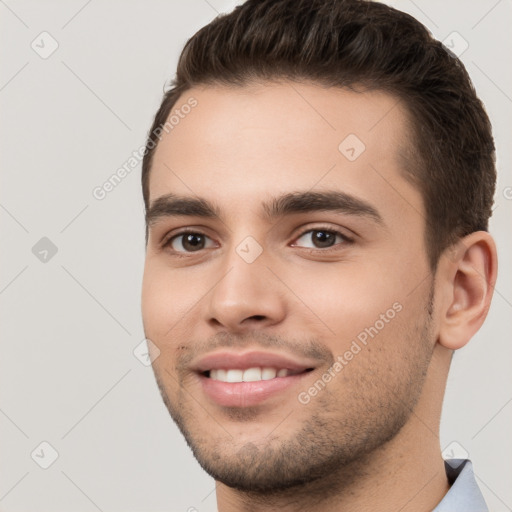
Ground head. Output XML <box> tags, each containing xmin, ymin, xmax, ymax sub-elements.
<box><xmin>141</xmin><ymin>0</ymin><xmax>497</xmax><ymax>496</ymax></box>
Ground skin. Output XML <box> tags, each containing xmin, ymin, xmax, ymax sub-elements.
<box><xmin>141</xmin><ymin>81</ymin><xmax>497</xmax><ymax>511</ymax></box>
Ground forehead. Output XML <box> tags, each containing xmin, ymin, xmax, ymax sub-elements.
<box><xmin>148</xmin><ymin>81</ymin><xmax>422</xmax><ymax>225</ymax></box>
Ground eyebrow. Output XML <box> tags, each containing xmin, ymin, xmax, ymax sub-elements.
<box><xmin>145</xmin><ymin>190</ymin><xmax>384</xmax><ymax>227</ymax></box>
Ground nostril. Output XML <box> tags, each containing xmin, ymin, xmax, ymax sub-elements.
<box><xmin>249</xmin><ymin>315</ymin><xmax>266</xmax><ymax>321</ymax></box>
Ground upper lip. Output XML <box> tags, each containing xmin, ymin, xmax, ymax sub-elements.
<box><xmin>192</xmin><ymin>350</ymin><xmax>319</xmax><ymax>373</ymax></box>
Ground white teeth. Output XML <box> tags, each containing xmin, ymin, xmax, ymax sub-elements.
<box><xmin>225</xmin><ymin>369</ymin><xmax>244</xmax><ymax>382</ymax></box>
<box><xmin>242</xmin><ymin>367</ymin><xmax>262</xmax><ymax>382</ymax></box>
<box><xmin>209</xmin><ymin>367</ymin><xmax>294</xmax><ymax>382</ymax></box>
<box><xmin>261</xmin><ymin>367</ymin><xmax>277</xmax><ymax>380</ymax></box>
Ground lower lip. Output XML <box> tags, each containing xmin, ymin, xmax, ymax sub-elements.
<box><xmin>199</xmin><ymin>372</ymin><xmax>309</xmax><ymax>407</ymax></box>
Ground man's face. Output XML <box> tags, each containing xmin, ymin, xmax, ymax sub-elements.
<box><xmin>142</xmin><ymin>82</ymin><xmax>436</xmax><ymax>491</ymax></box>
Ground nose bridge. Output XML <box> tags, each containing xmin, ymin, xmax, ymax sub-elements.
<box><xmin>206</xmin><ymin>237</ymin><xmax>285</xmax><ymax>330</ymax></box>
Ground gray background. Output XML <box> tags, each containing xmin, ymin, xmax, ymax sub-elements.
<box><xmin>1</xmin><ymin>0</ymin><xmax>511</xmax><ymax>510</ymax></box>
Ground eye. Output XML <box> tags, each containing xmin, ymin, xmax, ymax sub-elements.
<box><xmin>165</xmin><ymin>231</ymin><xmax>216</xmax><ymax>253</ymax></box>
<box><xmin>292</xmin><ymin>228</ymin><xmax>351</xmax><ymax>250</ymax></box>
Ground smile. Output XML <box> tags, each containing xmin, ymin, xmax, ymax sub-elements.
<box><xmin>207</xmin><ymin>367</ymin><xmax>306</xmax><ymax>382</ymax></box>
<box><xmin>192</xmin><ymin>350</ymin><xmax>318</xmax><ymax>407</ymax></box>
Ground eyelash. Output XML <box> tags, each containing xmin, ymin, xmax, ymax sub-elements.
<box><xmin>161</xmin><ymin>226</ymin><xmax>354</xmax><ymax>257</ymax></box>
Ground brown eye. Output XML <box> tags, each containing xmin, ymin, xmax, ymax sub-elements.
<box><xmin>168</xmin><ymin>232</ymin><xmax>214</xmax><ymax>252</ymax></box>
<box><xmin>293</xmin><ymin>229</ymin><xmax>349</xmax><ymax>249</ymax></box>
<box><xmin>311</xmin><ymin>230</ymin><xmax>336</xmax><ymax>248</ymax></box>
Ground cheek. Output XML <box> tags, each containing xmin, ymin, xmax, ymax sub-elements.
<box><xmin>141</xmin><ymin>261</ymin><xmax>199</xmax><ymax>341</ymax></box>
<box><xmin>142</xmin><ymin>265</ymin><xmax>194</xmax><ymax>389</ymax></box>
<box><xmin>284</xmin><ymin>261</ymin><xmax>405</xmax><ymax>343</ymax></box>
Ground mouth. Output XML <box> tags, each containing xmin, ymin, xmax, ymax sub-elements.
<box><xmin>205</xmin><ymin>366</ymin><xmax>311</xmax><ymax>382</ymax></box>
<box><xmin>192</xmin><ymin>350</ymin><xmax>317</xmax><ymax>408</ymax></box>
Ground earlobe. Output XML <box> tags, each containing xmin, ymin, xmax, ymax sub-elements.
<box><xmin>438</xmin><ymin>232</ymin><xmax>497</xmax><ymax>351</ymax></box>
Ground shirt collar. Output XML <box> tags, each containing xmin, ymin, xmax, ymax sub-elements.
<box><xmin>433</xmin><ymin>459</ymin><xmax>488</xmax><ymax>512</ymax></box>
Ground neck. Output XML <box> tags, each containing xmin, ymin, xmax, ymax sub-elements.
<box><xmin>216</xmin><ymin>345</ymin><xmax>452</xmax><ymax>512</ymax></box>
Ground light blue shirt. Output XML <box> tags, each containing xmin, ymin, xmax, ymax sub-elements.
<box><xmin>433</xmin><ymin>459</ymin><xmax>488</xmax><ymax>511</ymax></box>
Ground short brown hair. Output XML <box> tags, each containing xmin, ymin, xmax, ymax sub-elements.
<box><xmin>142</xmin><ymin>0</ymin><xmax>496</xmax><ymax>269</ymax></box>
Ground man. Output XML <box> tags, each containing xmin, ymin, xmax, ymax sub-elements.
<box><xmin>140</xmin><ymin>0</ymin><xmax>498</xmax><ymax>510</ymax></box>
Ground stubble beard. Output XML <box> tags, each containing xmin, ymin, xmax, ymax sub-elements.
<box><xmin>151</xmin><ymin>294</ymin><xmax>435</xmax><ymax>498</ymax></box>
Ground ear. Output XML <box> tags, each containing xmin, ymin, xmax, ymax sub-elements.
<box><xmin>437</xmin><ymin>231</ymin><xmax>498</xmax><ymax>350</ymax></box>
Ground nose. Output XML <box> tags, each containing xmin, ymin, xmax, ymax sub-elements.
<box><xmin>205</xmin><ymin>250</ymin><xmax>287</xmax><ymax>333</ymax></box>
